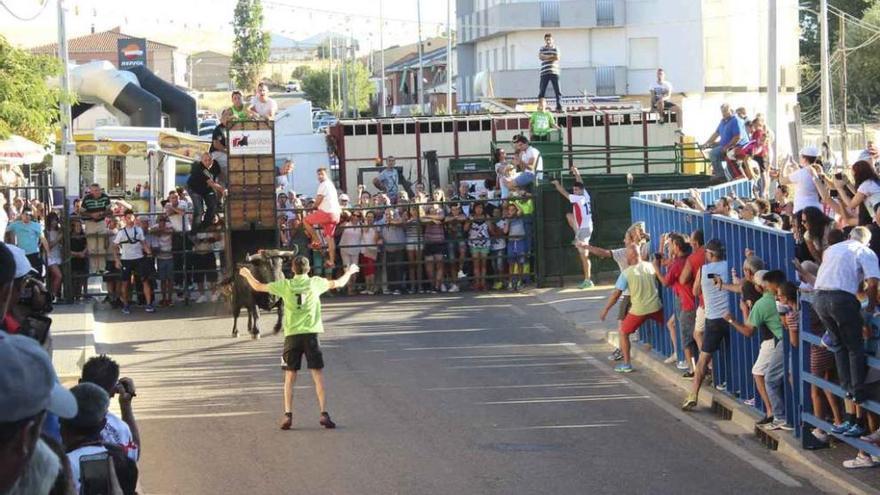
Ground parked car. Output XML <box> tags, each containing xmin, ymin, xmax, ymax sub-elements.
<box><xmin>285</xmin><ymin>80</ymin><xmax>301</xmax><ymax>93</ymax></box>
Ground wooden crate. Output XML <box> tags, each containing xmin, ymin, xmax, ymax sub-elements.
<box><xmin>224</xmin><ymin>120</ymin><xmax>277</xmax><ymax>231</ymax></box>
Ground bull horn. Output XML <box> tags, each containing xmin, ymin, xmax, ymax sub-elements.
<box><xmin>262</xmin><ymin>249</ymin><xmax>298</xmax><ymax>258</ymax></box>
<box><xmin>246</xmin><ymin>253</ymin><xmax>264</xmax><ymax>263</ymax></box>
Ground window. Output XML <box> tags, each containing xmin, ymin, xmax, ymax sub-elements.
<box><xmin>502</xmin><ymin>46</ymin><xmax>508</xmax><ymax>70</ymax></box>
<box><xmin>597</xmin><ymin>0</ymin><xmax>615</xmax><ymax>26</ymax></box>
<box><xmin>510</xmin><ymin>45</ymin><xmax>516</xmax><ymax>70</ymax></box>
<box><xmin>628</xmin><ymin>37</ymin><xmax>658</xmax><ymax>70</ymax></box>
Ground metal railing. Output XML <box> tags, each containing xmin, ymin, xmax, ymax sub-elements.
<box><xmin>276</xmin><ymin>197</ymin><xmax>536</xmax><ymax>293</ymax></box>
<box><xmin>634</xmin><ymin>179</ymin><xmax>754</xmax><ymax>206</ymax></box>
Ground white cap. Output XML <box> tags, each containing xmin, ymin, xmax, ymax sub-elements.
<box><xmin>800</xmin><ymin>145</ymin><xmax>820</xmax><ymax>158</ymax></box>
<box><xmin>6</xmin><ymin>244</ymin><xmax>37</xmax><ymax>278</ymax></box>
<box><xmin>339</xmin><ymin>193</ymin><xmax>350</xmax><ymax>201</ymax></box>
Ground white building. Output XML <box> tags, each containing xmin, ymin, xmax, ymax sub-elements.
<box><xmin>456</xmin><ymin>0</ymin><xmax>800</xmax><ymax>149</ymax></box>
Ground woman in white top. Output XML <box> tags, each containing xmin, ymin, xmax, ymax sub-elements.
<box><xmin>45</xmin><ymin>211</ymin><xmax>64</xmax><ymax>299</ymax></box>
<box><xmin>832</xmin><ymin>160</ymin><xmax>880</xmax><ymax>224</ymax></box>
<box><xmin>776</xmin><ymin>146</ymin><xmax>823</xmax><ymax>240</ymax></box>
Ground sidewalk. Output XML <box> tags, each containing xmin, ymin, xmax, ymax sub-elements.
<box><xmin>529</xmin><ymin>284</ymin><xmax>880</xmax><ymax>495</ymax></box>
<box><xmin>49</xmin><ymin>302</ymin><xmax>98</xmax><ymax>378</ymax></box>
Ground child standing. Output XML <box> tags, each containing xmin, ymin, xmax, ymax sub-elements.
<box><xmin>489</xmin><ymin>208</ymin><xmax>507</xmax><ymax>290</ymax></box>
<box><xmin>466</xmin><ymin>202</ymin><xmax>491</xmax><ymax>291</ymax></box>
<box><xmin>152</xmin><ymin>216</ymin><xmax>176</xmax><ymax>306</ymax></box>
<box><xmin>505</xmin><ymin>203</ymin><xmax>527</xmax><ymax>290</ymax></box>
<box><xmin>360</xmin><ymin>211</ymin><xmax>380</xmax><ymax>295</ymax></box>
<box><xmin>338</xmin><ymin>211</ymin><xmax>363</xmax><ymax>295</ymax></box>
<box><xmin>444</xmin><ymin>203</ymin><xmax>467</xmax><ymax>292</ymax></box>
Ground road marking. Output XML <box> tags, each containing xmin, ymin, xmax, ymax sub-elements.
<box><xmin>450</xmin><ymin>361</ymin><xmax>588</xmax><ymax>369</ymax></box>
<box><xmin>497</xmin><ymin>421</ymin><xmax>627</xmax><ymax>431</ymax></box>
<box><xmin>428</xmin><ymin>381</ymin><xmax>625</xmax><ymax>391</ymax></box>
<box><xmin>403</xmin><ymin>342</ymin><xmax>577</xmax><ymax>351</ymax></box>
<box><xmin>337</xmin><ymin>328</ymin><xmax>487</xmax><ymax>337</ymax></box>
<box><xmin>535</xmin><ymin>324</ymin><xmax>552</xmax><ymax>334</ymax></box>
<box><xmin>481</xmin><ymin>394</ymin><xmax>649</xmax><ymax>405</ymax></box>
<box><xmin>560</xmin><ymin>344</ymin><xmax>802</xmax><ymax>488</ymax></box>
<box><xmin>387</xmin><ymin>354</ymin><xmax>581</xmax><ymax>362</ymax></box>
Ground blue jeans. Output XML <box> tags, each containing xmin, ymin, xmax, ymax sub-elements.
<box><xmin>814</xmin><ymin>290</ymin><xmax>867</xmax><ymax>399</ymax></box>
<box><xmin>188</xmin><ymin>190</ymin><xmax>217</xmax><ymax>232</ymax></box>
<box><xmin>514</xmin><ymin>170</ymin><xmax>536</xmax><ymax>188</ymax></box>
<box><xmin>764</xmin><ymin>339</ymin><xmax>786</xmax><ymax>420</ymax></box>
<box><xmin>709</xmin><ymin>146</ymin><xmax>732</xmax><ymax>181</ymax></box>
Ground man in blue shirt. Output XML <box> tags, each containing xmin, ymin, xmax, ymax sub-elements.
<box><xmin>5</xmin><ymin>208</ymin><xmax>48</xmax><ymax>277</ymax></box>
<box><xmin>702</xmin><ymin>103</ymin><xmax>749</xmax><ymax>183</ymax></box>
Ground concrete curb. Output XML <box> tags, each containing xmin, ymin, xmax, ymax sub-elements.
<box><xmin>606</xmin><ymin>331</ymin><xmax>879</xmax><ymax>495</ymax></box>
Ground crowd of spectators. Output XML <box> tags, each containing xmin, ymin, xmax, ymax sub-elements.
<box><xmin>607</xmin><ymin>127</ymin><xmax>880</xmax><ymax>468</ymax></box>
<box><xmin>1</xmin><ymin>239</ymin><xmax>142</xmax><ymax>493</ymax></box>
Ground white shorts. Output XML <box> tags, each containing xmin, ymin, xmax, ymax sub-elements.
<box><xmin>575</xmin><ymin>226</ymin><xmax>593</xmax><ymax>250</ymax></box>
<box><xmin>751</xmin><ymin>338</ymin><xmax>783</xmax><ymax>377</ymax></box>
<box><xmin>47</xmin><ymin>253</ymin><xmax>62</xmax><ymax>267</ymax></box>
<box><xmin>694</xmin><ymin>305</ymin><xmax>706</xmax><ymax>334</ymax></box>
<box><xmin>340</xmin><ymin>251</ymin><xmax>360</xmax><ymax>267</ymax></box>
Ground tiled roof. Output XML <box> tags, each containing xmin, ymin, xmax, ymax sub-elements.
<box><xmin>30</xmin><ymin>27</ymin><xmax>176</xmax><ymax>55</ymax></box>
<box><xmin>386</xmin><ymin>46</ymin><xmax>448</xmax><ymax>72</ymax></box>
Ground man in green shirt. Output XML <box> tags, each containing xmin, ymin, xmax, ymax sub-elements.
<box><xmin>724</xmin><ymin>269</ymin><xmax>790</xmax><ymax>430</ymax></box>
<box><xmin>529</xmin><ymin>98</ymin><xmax>559</xmax><ymax>141</ymax></box>
<box><xmin>239</xmin><ymin>256</ymin><xmax>358</xmax><ymax>430</ymax></box>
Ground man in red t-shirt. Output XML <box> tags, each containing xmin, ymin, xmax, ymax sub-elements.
<box><xmin>653</xmin><ymin>233</ymin><xmax>699</xmax><ymax>376</ymax></box>
<box><xmin>679</xmin><ymin>230</ymin><xmax>706</xmax><ymax>352</ymax></box>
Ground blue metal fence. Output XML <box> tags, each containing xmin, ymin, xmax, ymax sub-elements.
<box><xmin>635</xmin><ymin>178</ymin><xmax>753</xmax><ymax>206</ymax></box>
<box><xmin>630</xmin><ymin>196</ymin><xmax>799</xmax><ymax>430</ymax></box>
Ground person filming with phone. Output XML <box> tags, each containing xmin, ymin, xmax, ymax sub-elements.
<box><xmin>80</xmin><ymin>355</ymin><xmax>140</xmax><ymax>463</ymax></box>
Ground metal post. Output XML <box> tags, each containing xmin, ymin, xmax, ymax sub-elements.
<box><xmin>380</xmin><ymin>0</ymin><xmax>387</xmax><ymax>117</ymax></box>
<box><xmin>329</xmin><ymin>37</ymin><xmax>334</xmax><ymax>111</ymax></box>
<box><xmin>417</xmin><ymin>0</ymin><xmax>425</xmax><ymax>113</ymax></box>
<box><xmin>58</xmin><ymin>0</ymin><xmax>75</xmax><ymax>201</ymax></box>
<box><xmin>342</xmin><ymin>35</ymin><xmax>349</xmax><ymax>118</ymax></box>
<box><xmin>839</xmin><ymin>14</ymin><xmax>849</xmax><ymax>166</ymax></box>
<box><xmin>446</xmin><ymin>0</ymin><xmax>453</xmax><ymax>114</ymax></box>
<box><xmin>767</xmin><ymin>0</ymin><xmax>779</xmax><ymax>160</ymax></box>
<box><xmin>819</xmin><ymin>0</ymin><xmax>831</xmax><ymax>144</ymax></box>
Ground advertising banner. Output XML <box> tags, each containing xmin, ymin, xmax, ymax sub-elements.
<box><xmin>229</xmin><ymin>129</ymin><xmax>273</xmax><ymax>156</ymax></box>
<box><xmin>75</xmin><ymin>141</ymin><xmax>148</xmax><ymax>156</ymax></box>
<box><xmin>158</xmin><ymin>131</ymin><xmax>210</xmax><ymax>160</ymax></box>
<box><xmin>117</xmin><ymin>38</ymin><xmax>147</xmax><ymax>69</ymax></box>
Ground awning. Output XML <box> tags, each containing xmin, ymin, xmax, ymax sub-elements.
<box><xmin>0</xmin><ymin>135</ymin><xmax>49</xmax><ymax>166</ymax></box>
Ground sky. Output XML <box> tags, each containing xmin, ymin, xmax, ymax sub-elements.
<box><xmin>0</xmin><ymin>0</ymin><xmax>451</xmax><ymax>54</ymax></box>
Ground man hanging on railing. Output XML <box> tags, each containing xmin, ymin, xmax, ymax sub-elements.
<box><xmin>551</xmin><ymin>166</ymin><xmax>593</xmax><ymax>289</ymax></box>
<box><xmin>303</xmin><ymin>168</ymin><xmax>341</xmax><ymax>269</ymax></box>
<box><xmin>701</xmin><ymin>103</ymin><xmax>748</xmax><ymax>183</ymax></box>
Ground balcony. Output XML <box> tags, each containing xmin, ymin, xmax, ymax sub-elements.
<box><xmin>459</xmin><ymin>0</ymin><xmax>625</xmax><ymax>43</ymax></box>
<box><xmin>476</xmin><ymin>66</ymin><xmax>627</xmax><ymax>100</ymax></box>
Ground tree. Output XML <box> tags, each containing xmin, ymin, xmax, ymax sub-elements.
<box><xmin>290</xmin><ymin>65</ymin><xmax>312</xmax><ymax>80</ymax></box>
<box><xmin>302</xmin><ymin>62</ymin><xmax>374</xmax><ymax>114</ymax></box>
<box><xmin>843</xmin><ymin>2</ymin><xmax>880</xmax><ymax>120</ymax></box>
<box><xmin>230</xmin><ymin>0</ymin><xmax>270</xmax><ymax>92</ymax></box>
<box><xmin>0</xmin><ymin>35</ymin><xmax>66</xmax><ymax>144</ymax></box>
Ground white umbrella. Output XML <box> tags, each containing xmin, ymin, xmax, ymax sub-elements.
<box><xmin>0</xmin><ymin>135</ymin><xmax>48</xmax><ymax>166</ymax></box>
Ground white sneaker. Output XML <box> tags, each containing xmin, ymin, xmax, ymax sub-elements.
<box><xmin>663</xmin><ymin>355</ymin><xmax>677</xmax><ymax>364</ymax></box>
<box><xmin>457</xmin><ymin>270</ymin><xmax>466</xmax><ymax>279</ymax></box>
<box><xmin>843</xmin><ymin>453</ymin><xmax>878</xmax><ymax>469</ymax></box>
<box><xmin>440</xmin><ymin>284</ymin><xmax>448</xmax><ymax>293</ymax></box>
<box><xmin>190</xmin><ymin>291</ymin><xmax>201</xmax><ymax>300</ymax></box>
<box><xmin>196</xmin><ymin>294</ymin><xmax>209</xmax><ymax>304</ymax></box>
<box><xmin>449</xmin><ymin>284</ymin><xmax>460</xmax><ymax>293</ymax></box>
<box><xmin>812</xmin><ymin>428</ymin><xmax>829</xmax><ymax>443</ymax></box>
<box><xmin>210</xmin><ymin>292</ymin><xmax>220</xmax><ymax>302</ymax></box>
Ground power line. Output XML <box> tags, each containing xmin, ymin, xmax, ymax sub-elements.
<box><xmin>0</xmin><ymin>0</ymin><xmax>50</xmax><ymax>21</ymax></box>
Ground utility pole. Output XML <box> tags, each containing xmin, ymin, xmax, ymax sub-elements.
<box><xmin>329</xmin><ymin>37</ymin><xmax>334</xmax><ymax>112</ymax></box>
<box><xmin>417</xmin><ymin>0</ymin><xmax>425</xmax><ymax>113</ymax></box>
<box><xmin>839</xmin><ymin>14</ymin><xmax>849</xmax><ymax>165</ymax></box>
<box><xmin>767</xmin><ymin>0</ymin><xmax>778</xmax><ymax>160</ymax></box>
<box><xmin>446</xmin><ymin>0</ymin><xmax>452</xmax><ymax>114</ymax></box>
<box><xmin>342</xmin><ymin>34</ymin><xmax>349</xmax><ymax>118</ymax></box>
<box><xmin>380</xmin><ymin>0</ymin><xmax>386</xmax><ymax>117</ymax></box>
<box><xmin>57</xmin><ymin>0</ymin><xmax>75</xmax><ymax>198</ymax></box>
<box><xmin>820</xmin><ymin>0</ymin><xmax>831</xmax><ymax>145</ymax></box>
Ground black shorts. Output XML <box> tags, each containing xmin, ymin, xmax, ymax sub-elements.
<box><xmin>423</xmin><ymin>242</ymin><xmax>446</xmax><ymax>257</ymax></box>
<box><xmin>701</xmin><ymin>318</ymin><xmax>729</xmax><ymax>354</ymax></box>
<box><xmin>120</xmin><ymin>258</ymin><xmax>151</xmax><ymax>281</ymax></box>
<box><xmin>282</xmin><ymin>334</ymin><xmax>324</xmax><ymax>371</ymax></box>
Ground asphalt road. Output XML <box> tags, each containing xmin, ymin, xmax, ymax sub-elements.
<box><xmin>92</xmin><ymin>293</ymin><xmax>829</xmax><ymax>495</ymax></box>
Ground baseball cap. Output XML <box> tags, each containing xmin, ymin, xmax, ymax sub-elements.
<box><xmin>6</xmin><ymin>243</ymin><xmax>37</xmax><ymax>278</ymax></box>
<box><xmin>800</xmin><ymin>145</ymin><xmax>820</xmax><ymax>158</ymax></box>
<box><xmin>62</xmin><ymin>383</ymin><xmax>109</xmax><ymax>430</ymax></box>
<box><xmin>339</xmin><ymin>193</ymin><xmax>350</xmax><ymax>202</ymax></box>
<box><xmin>0</xmin><ymin>331</ymin><xmax>77</xmax><ymax>422</ymax></box>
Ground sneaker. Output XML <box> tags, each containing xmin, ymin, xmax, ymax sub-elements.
<box><xmin>210</xmin><ymin>292</ymin><xmax>220</xmax><ymax>302</ymax></box>
<box><xmin>860</xmin><ymin>430</ymin><xmax>880</xmax><ymax>444</ymax></box>
<box><xmin>832</xmin><ymin>421</ymin><xmax>854</xmax><ymax>435</ymax></box>
<box><xmin>821</xmin><ymin>331</ymin><xmax>841</xmax><ymax>352</ymax></box>
<box><xmin>319</xmin><ymin>412</ymin><xmax>336</xmax><ymax>429</ymax></box>
<box><xmin>764</xmin><ymin>418</ymin><xmax>793</xmax><ymax>431</ymax></box>
<box><xmin>843</xmin><ymin>453</ymin><xmax>878</xmax><ymax>469</ymax></box>
<box><xmin>614</xmin><ymin>363</ymin><xmax>634</xmax><ymax>373</ymax></box>
<box><xmin>121</xmin><ymin>305</ymin><xmax>131</xmax><ymax>315</ymax></box>
<box><xmin>392</xmin><ymin>290</ymin><xmax>401</xmax><ymax>295</ymax></box>
<box><xmin>440</xmin><ymin>284</ymin><xmax>448</xmax><ymax>293</ymax></box>
<box><xmin>457</xmin><ymin>270</ymin><xmax>466</xmax><ymax>279</ymax></box>
<box><xmin>449</xmin><ymin>284</ymin><xmax>460</xmax><ymax>293</ymax></box>
<box><xmin>577</xmin><ymin>279</ymin><xmax>594</xmax><ymax>289</ymax></box>
<box><xmin>663</xmin><ymin>355</ymin><xmax>677</xmax><ymax>365</ymax></box>
<box><xmin>813</xmin><ymin>428</ymin><xmax>830</xmax><ymax>443</ymax></box>
<box><xmin>844</xmin><ymin>423</ymin><xmax>867</xmax><ymax>437</ymax></box>
<box><xmin>715</xmin><ymin>382</ymin><xmax>727</xmax><ymax>392</ymax></box>
<box><xmin>681</xmin><ymin>393</ymin><xmax>698</xmax><ymax>411</ymax></box>
<box><xmin>196</xmin><ymin>294</ymin><xmax>209</xmax><ymax>304</ymax></box>
<box><xmin>682</xmin><ymin>370</ymin><xmax>695</xmax><ymax>379</ymax></box>
<box><xmin>756</xmin><ymin>416</ymin><xmax>773</xmax><ymax>426</ymax></box>
<box><xmin>493</xmin><ymin>282</ymin><xmax>504</xmax><ymax>290</ymax></box>
<box><xmin>676</xmin><ymin>360</ymin><xmax>690</xmax><ymax>371</ymax></box>
<box><xmin>744</xmin><ymin>398</ymin><xmax>757</xmax><ymax>407</ymax></box>
<box><xmin>608</xmin><ymin>348</ymin><xmax>623</xmax><ymax>361</ymax></box>
<box><xmin>280</xmin><ymin>413</ymin><xmax>293</xmax><ymax>430</ymax></box>
<box><xmin>144</xmin><ymin>304</ymin><xmax>156</xmax><ymax>313</ymax></box>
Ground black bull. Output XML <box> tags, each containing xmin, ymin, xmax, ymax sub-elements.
<box><xmin>218</xmin><ymin>249</ymin><xmax>297</xmax><ymax>338</ymax></box>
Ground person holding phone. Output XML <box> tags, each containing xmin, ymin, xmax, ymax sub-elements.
<box><xmin>239</xmin><ymin>256</ymin><xmax>359</xmax><ymax>430</ymax></box>
<box><xmin>80</xmin><ymin>355</ymin><xmax>140</xmax><ymax>462</ymax></box>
